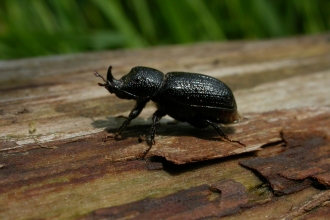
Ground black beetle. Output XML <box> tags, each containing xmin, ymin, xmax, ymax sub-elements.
<box><xmin>94</xmin><ymin>66</ymin><xmax>244</xmax><ymax>154</ymax></box>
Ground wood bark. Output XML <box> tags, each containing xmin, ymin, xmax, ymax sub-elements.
<box><xmin>1</xmin><ymin>34</ymin><xmax>330</xmax><ymax>219</ymax></box>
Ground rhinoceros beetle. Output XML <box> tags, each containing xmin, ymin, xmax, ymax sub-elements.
<box><xmin>94</xmin><ymin>66</ymin><xmax>244</xmax><ymax>155</ymax></box>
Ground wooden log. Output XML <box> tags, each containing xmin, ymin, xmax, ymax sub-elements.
<box><xmin>0</xmin><ymin>34</ymin><xmax>330</xmax><ymax>219</ymax></box>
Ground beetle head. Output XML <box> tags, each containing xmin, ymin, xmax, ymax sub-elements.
<box><xmin>94</xmin><ymin>66</ymin><xmax>134</xmax><ymax>99</ymax></box>
<box><xmin>95</xmin><ymin>66</ymin><xmax>164</xmax><ymax>100</ymax></box>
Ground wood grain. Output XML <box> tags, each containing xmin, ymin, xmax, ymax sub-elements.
<box><xmin>1</xmin><ymin>34</ymin><xmax>330</xmax><ymax>219</ymax></box>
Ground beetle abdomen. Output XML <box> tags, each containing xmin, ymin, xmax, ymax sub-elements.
<box><xmin>156</xmin><ymin>101</ymin><xmax>240</xmax><ymax>124</ymax></box>
<box><xmin>158</xmin><ymin>72</ymin><xmax>237</xmax><ymax>110</ymax></box>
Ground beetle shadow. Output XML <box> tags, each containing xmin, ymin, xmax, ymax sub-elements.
<box><xmin>91</xmin><ymin>116</ymin><xmax>238</xmax><ymax>142</ymax></box>
<box><xmin>91</xmin><ymin>117</ymin><xmax>243</xmax><ymax>175</ymax></box>
<box><xmin>149</xmin><ymin>151</ymin><xmax>254</xmax><ymax>176</ymax></box>
<box><xmin>91</xmin><ymin>116</ymin><xmax>151</xmax><ymax>140</ymax></box>
<box><xmin>158</xmin><ymin>121</ymin><xmax>237</xmax><ymax>141</ymax></box>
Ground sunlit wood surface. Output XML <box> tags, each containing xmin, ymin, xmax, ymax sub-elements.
<box><xmin>1</xmin><ymin>34</ymin><xmax>330</xmax><ymax>219</ymax></box>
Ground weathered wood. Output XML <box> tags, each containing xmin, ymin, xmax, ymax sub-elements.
<box><xmin>1</xmin><ymin>34</ymin><xmax>330</xmax><ymax>219</ymax></box>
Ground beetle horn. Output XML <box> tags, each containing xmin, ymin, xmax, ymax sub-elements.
<box><xmin>94</xmin><ymin>66</ymin><xmax>119</xmax><ymax>87</ymax></box>
<box><xmin>107</xmin><ymin>66</ymin><xmax>116</xmax><ymax>83</ymax></box>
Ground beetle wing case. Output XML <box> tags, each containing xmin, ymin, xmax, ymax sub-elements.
<box><xmin>158</xmin><ymin>72</ymin><xmax>236</xmax><ymax>109</ymax></box>
<box><xmin>153</xmin><ymin>72</ymin><xmax>240</xmax><ymax>124</ymax></box>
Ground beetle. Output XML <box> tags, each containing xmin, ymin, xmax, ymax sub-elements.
<box><xmin>94</xmin><ymin>66</ymin><xmax>245</xmax><ymax>155</ymax></box>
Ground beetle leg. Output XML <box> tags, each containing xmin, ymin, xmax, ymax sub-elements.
<box><xmin>149</xmin><ymin>109</ymin><xmax>166</xmax><ymax>144</ymax></box>
<box><xmin>205</xmin><ymin>120</ymin><xmax>246</xmax><ymax>147</ymax></box>
<box><xmin>143</xmin><ymin>109</ymin><xmax>166</xmax><ymax>157</ymax></box>
<box><xmin>114</xmin><ymin>101</ymin><xmax>147</xmax><ymax>138</ymax></box>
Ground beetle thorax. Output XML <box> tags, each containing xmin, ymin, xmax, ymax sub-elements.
<box><xmin>119</xmin><ymin>67</ymin><xmax>165</xmax><ymax>100</ymax></box>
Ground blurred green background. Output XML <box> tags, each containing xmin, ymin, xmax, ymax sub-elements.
<box><xmin>0</xmin><ymin>0</ymin><xmax>329</xmax><ymax>60</ymax></box>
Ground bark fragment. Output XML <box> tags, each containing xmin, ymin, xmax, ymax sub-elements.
<box><xmin>240</xmin><ymin>128</ymin><xmax>330</xmax><ymax>195</ymax></box>
<box><xmin>147</xmin><ymin>107</ymin><xmax>330</xmax><ymax>165</ymax></box>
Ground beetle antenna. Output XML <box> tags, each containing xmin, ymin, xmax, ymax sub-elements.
<box><xmin>93</xmin><ymin>71</ymin><xmax>107</xmax><ymax>86</ymax></box>
<box><xmin>107</xmin><ymin>66</ymin><xmax>115</xmax><ymax>83</ymax></box>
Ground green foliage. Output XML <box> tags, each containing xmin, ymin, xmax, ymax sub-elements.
<box><xmin>0</xmin><ymin>0</ymin><xmax>329</xmax><ymax>59</ymax></box>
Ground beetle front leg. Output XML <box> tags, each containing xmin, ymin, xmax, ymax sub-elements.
<box><xmin>113</xmin><ymin>101</ymin><xmax>147</xmax><ymax>139</ymax></box>
<box><xmin>205</xmin><ymin>120</ymin><xmax>246</xmax><ymax>147</ymax></box>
